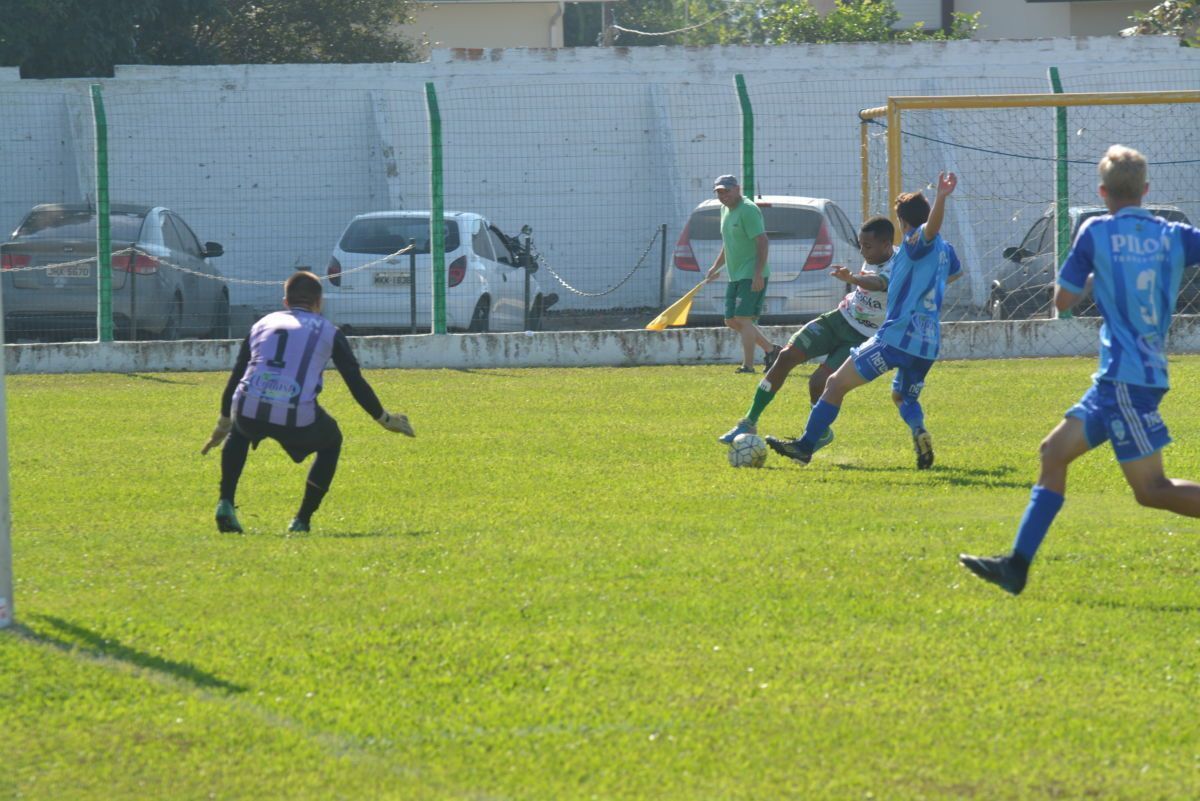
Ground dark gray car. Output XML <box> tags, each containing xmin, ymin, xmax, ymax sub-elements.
<box><xmin>0</xmin><ymin>203</ymin><xmax>229</xmax><ymax>341</ymax></box>
<box><xmin>988</xmin><ymin>205</ymin><xmax>1194</xmax><ymax>320</ymax></box>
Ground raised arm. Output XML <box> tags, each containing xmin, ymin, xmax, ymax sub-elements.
<box><xmin>923</xmin><ymin>171</ymin><xmax>957</xmax><ymax>242</ymax></box>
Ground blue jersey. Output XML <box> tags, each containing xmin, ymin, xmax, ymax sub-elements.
<box><xmin>1058</xmin><ymin>207</ymin><xmax>1200</xmax><ymax>388</ymax></box>
<box><xmin>875</xmin><ymin>225</ymin><xmax>961</xmax><ymax>359</ymax></box>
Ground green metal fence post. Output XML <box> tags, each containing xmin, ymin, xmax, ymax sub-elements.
<box><xmin>425</xmin><ymin>82</ymin><xmax>446</xmax><ymax>335</ymax></box>
<box><xmin>90</xmin><ymin>85</ymin><xmax>113</xmax><ymax>342</ymax></box>
<box><xmin>734</xmin><ymin>74</ymin><xmax>754</xmax><ymax>198</ymax></box>
<box><xmin>1049</xmin><ymin>67</ymin><xmax>1072</xmax><ymax>320</ymax></box>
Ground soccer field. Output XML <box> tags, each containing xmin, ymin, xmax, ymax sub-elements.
<box><xmin>3</xmin><ymin>358</ymin><xmax>1199</xmax><ymax>800</ymax></box>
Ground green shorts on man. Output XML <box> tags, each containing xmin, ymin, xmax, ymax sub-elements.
<box><xmin>724</xmin><ymin>278</ymin><xmax>769</xmax><ymax>319</ymax></box>
<box><xmin>789</xmin><ymin>308</ymin><xmax>869</xmax><ymax>370</ymax></box>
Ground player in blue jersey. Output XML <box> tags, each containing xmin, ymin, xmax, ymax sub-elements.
<box><xmin>200</xmin><ymin>271</ymin><xmax>416</xmax><ymax>534</ymax></box>
<box><xmin>960</xmin><ymin>146</ymin><xmax>1200</xmax><ymax>595</ymax></box>
<box><xmin>767</xmin><ymin>172</ymin><xmax>960</xmax><ymax>468</ymax></box>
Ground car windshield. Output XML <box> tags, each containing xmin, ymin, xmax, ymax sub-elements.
<box><xmin>688</xmin><ymin>206</ymin><xmax>823</xmax><ymax>241</ymax></box>
<box><xmin>1072</xmin><ymin>207</ymin><xmax>1190</xmax><ymax>236</ymax></box>
<box><xmin>15</xmin><ymin>209</ymin><xmax>145</xmax><ymax>241</ymax></box>
<box><xmin>339</xmin><ymin>217</ymin><xmax>461</xmax><ymax>255</ymax></box>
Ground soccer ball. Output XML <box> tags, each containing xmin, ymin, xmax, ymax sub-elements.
<box><xmin>728</xmin><ymin>433</ymin><xmax>767</xmax><ymax>468</ymax></box>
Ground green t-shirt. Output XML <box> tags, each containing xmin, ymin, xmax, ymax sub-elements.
<box><xmin>720</xmin><ymin>198</ymin><xmax>769</xmax><ymax>282</ymax></box>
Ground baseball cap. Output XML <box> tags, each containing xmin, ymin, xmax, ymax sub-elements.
<box><xmin>713</xmin><ymin>175</ymin><xmax>739</xmax><ymax>191</ymax></box>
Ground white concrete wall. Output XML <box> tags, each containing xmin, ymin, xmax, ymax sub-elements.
<box><xmin>0</xmin><ymin>38</ymin><xmax>1195</xmax><ymax>323</ymax></box>
<box><xmin>8</xmin><ymin>316</ymin><xmax>1200</xmax><ymax>374</ymax></box>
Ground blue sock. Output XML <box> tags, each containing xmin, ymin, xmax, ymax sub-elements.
<box><xmin>799</xmin><ymin>399</ymin><xmax>840</xmax><ymax>450</ymax></box>
<box><xmin>1011</xmin><ymin>485</ymin><xmax>1065</xmax><ymax>564</ymax></box>
<box><xmin>898</xmin><ymin>398</ymin><xmax>925</xmax><ymax>433</ymax></box>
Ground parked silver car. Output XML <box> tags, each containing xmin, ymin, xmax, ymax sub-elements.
<box><xmin>0</xmin><ymin>203</ymin><xmax>229</xmax><ymax>341</ymax></box>
<box><xmin>666</xmin><ymin>195</ymin><xmax>861</xmax><ymax>322</ymax></box>
<box><xmin>323</xmin><ymin>210</ymin><xmax>552</xmax><ymax>333</ymax></box>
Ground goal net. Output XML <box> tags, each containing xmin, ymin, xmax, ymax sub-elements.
<box><xmin>859</xmin><ymin>91</ymin><xmax>1200</xmax><ymax>346</ymax></box>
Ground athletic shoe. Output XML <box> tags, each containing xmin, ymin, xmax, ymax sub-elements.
<box><xmin>913</xmin><ymin>427</ymin><xmax>934</xmax><ymax>470</ymax></box>
<box><xmin>215</xmin><ymin>499</ymin><xmax>243</xmax><ymax>533</ymax></box>
<box><xmin>763</xmin><ymin>345</ymin><xmax>782</xmax><ymax>370</ymax></box>
<box><xmin>288</xmin><ymin>517</ymin><xmax>310</xmax><ymax>533</ymax></box>
<box><xmin>959</xmin><ymin>553</ymin><xmax>1028</xmax><ymax>596</ymax></box>
<box><xmin>734</xmin><ymin>365</ymin><xmax>756</xmax><ymax>374</ymax></box>
<box><xmin>811</xmin><ymin>427</ymin><xmax>835</xmax><ymax>453</ymax></box>
<box><xmin>718</xmin><ymin>418</ymin><xmax>757</xmax><ymax>445</ymax></box>
<box><xmin>765</xmin><ymin>435</ymin><xmax>812</xmax><ymax>464</ymax></box>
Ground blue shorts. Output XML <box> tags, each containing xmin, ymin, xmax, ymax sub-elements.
<box><xmin>1066</xmin><ymin>380</ymin><xmax>1171</xmax><ymax>463</ymax></box>
<box><xmin>850</xmin><ymin>336</ymin><xmax>935</xmax><ymax>400</ymax></box>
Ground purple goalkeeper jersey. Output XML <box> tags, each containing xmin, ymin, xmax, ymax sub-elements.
<box><xmin>232</xmin><ymin>309</ymin><xmax>337</xmax><ymax>427</ymax></box>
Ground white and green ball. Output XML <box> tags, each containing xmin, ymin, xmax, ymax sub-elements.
<box><xmin>728</xmin><ymin>433</ymin><xmax>767</xmax><ymax>468</ymax></box>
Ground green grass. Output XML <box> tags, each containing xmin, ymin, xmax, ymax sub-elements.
<box><xmin>3</xmin><ymin>357</ymin><xmax>1200</xmax><ymax>800</ymax></box>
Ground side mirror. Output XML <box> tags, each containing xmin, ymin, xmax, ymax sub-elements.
<box><xmin>1002</xmin><ymin>246</ymin><xmax>1029</xmax><ymax>261</ymax></box>
<box><xmin>204</xmin><ymin>241</ymin><xmax>224</xmax><ymax>258</ymax></box>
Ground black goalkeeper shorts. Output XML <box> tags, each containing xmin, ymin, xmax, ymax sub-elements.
<box><xmin>233</xmin><ymin>408</ymin><xmax>342</xmax><ymax>463</ymax></box>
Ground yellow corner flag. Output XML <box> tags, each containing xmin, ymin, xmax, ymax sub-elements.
<box><xmin>646</xmin><ymin>280</ymin><xmax>707</xmax><ymax>331</ymax></box>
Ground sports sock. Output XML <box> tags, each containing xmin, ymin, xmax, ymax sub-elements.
<box><xmin>799</xmin><ymin>399</ymin><xmax>840</xmax><ymax>450</ymax></box>
<box><xmin>745</xmin><ymin>379</ymin><xmax>776</xmax><ymax>424</ymax></box>
<box><xmin>219</xmin><ymin>428</ymin><xmax>251</xmax><ymax>504</ymax></box>
<box><xmin>898</xmin><ymin>398</ymin><xmax>925</xmax><ymax>433</ymax></box>
<box><xmin>298</xmin><ymin>443</ymin><xmax>342</xmax><ymax>522</ymax></box>
<box><xmin>1011</xmin><ymin>485</ymin><xmax>1065</xmax><ymax>564</ymax></box>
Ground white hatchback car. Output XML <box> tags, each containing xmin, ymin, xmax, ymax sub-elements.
<box><xmin>323</xmin><ymin>211</ymin><xmax>549</xmax><ymax>333</ymax></box>
<box><xmin>666</xmin><ymin>195</ymin><xmax>862</xmax><ymax>322</ymax></box>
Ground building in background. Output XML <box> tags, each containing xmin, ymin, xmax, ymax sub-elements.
<box><xmin>401</xmin><ymin>0</ymin><xmax>609</xmax><ymax>52</ymax></box>
<box><xmin>812</xmin><ymin>0</ymin><xmax>1159</xmax><ymax>39</ymax></box>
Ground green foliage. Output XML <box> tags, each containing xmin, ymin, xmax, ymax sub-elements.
<box><xmin>0</xmin><ymin>0</ymin><xmax>418</xmax><ymax>79</ymax></box>
<box><xmin>3</xmin><ymin>359</ymin><xmax>1200</xmax><ymax>798</ymax></box>
<box><xmin>1126</xmin><ymin>0</ymin><xmax>1200</xmax><ymax>46</ymax></box>
<box><xmin>607</xmin><ymin>0</ymin><xmax>978</xmax><ymax>46</ymax></box>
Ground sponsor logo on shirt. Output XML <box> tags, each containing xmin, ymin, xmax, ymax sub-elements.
<box><xmin>249</xmin><ymin>371</ymin><xmax>301</xmax><ymax>402</ymax></box>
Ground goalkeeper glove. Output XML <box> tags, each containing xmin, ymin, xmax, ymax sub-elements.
<box><xmin>201</xmin><ymin>416</ymin><xmax>233</xmax><ymax>455</ymax></box>
<box><xmin>377</xmin><ymin>411</ymin><xmax>415</xmax><ymax>437</ymax></box>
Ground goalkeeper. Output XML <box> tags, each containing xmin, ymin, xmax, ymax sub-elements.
<box><xmin>201</xmin><ymin>271</ymin><xmax>415</xmax><ymax>534</ymax></box>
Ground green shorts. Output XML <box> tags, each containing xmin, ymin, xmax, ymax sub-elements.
<box><xmin>788</xmin><ymin>308</ymin><xmax>869</xmax><ymax>370</ymax></box>
<box><xmin>724</xmin><ymin>278</ymin><xmax>768</xmax><ymax>319</ymax></box>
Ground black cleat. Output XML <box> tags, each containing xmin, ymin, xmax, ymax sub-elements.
<box><xmin>288</xmin><ymin>517</ymin><xmax>310</xmax><ymax>533</ymax></box>
<box><xmin>215</xmin><ymin>499</ymin><xmax>243</xmax><ymax>533</ymax></box>
<box><xmin>913</xmin><ymin>427</ymin><xmax>934</xmax><ymax>470</ymax></box>
<box><xmin>763</xmin><ymin>345</ymin><xmax>782</xmax><ymax>370</ymax></box>
<box><xmin>765</xmin><ymin>435</ymin><xmax>812</xmax><ymax>464</ymax></box>
<box><xmin>959</xmin><ymin>553</ymin><xmax>1028</xmax><ymax>596</ymax></box>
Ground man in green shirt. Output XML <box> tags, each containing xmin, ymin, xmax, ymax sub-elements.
<box><xmin>704</xmin><ymin>175</ymin><xmax>780</xmax><ymax>373</ymax></box>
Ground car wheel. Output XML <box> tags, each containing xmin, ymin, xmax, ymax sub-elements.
<box><xmin>162</xmin><ymin>293</ymin><xmax>182</xmax><ymax>341</ymax></box>
<box><xmin>468</xmin><ymin>295</ymin><xmax>490</xmax><ymax>333</ymax></box>
<box><xmin>210</xmin><ymin>291</ymin><xmax>231</xmax><ymax>339</ymax></box>
<box><xmin>988</xmin><ymin>293</ymin><xmax>1010</xmax><ymax>321</ymax></box>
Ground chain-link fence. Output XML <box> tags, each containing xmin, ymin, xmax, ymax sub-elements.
<box><xmin>0</xmin><ymin>65</ymin><xmax>1197</xmax><ymax>349</ymax></box>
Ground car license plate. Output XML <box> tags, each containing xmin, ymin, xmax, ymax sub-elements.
<box><xmin>47</xmin><ymin>264</ymin><xmax>91</xmax><ymax>278</ymax></box>
<box><xmin>373</xmin><ymin>271</ymin><xmax>411</xmax><ymax>287</ymax></box>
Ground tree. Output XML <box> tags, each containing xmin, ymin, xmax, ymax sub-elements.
<box><xmin>0</xmin><ymin>0</ymin><xmax>419</xmax><ymax>79</ymax></box>
<box><xmin>596</xmin><ymin>0</ymin><xmax>977</xmax><ymax>48</ymax></box>
<box><xmin>1122</xmin><ymin>0</ymin><xmax>1199</xmax><ymax>46</ymax></box>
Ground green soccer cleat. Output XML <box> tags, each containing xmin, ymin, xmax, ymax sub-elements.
<box><xmin>913</xmin><ymin>427</ymin><xmax>934</xmax><ymax>470</ymax></box>
<box><xmin>811</xmin><ymin>427</ymin><xmax>835</xmax><ymax>453</ymax></box>
<box><xmin>718</xmin><ymin>418</ymin><xmax>757</xmax><ymax>445</ymax></box>
<box><xmin>288</xmin><ymin>517</ymin><xmax>310</xmax><ymax>534</ymax></box>
<box><xmin>215</xmin><ymin>499</ymin><xmax>243</xmax><ymax>534</ymax></box>
<box><xmin>959</xmin><ymin>553</ymin><xmax>1028</xmax><ymax>596</ymax></box>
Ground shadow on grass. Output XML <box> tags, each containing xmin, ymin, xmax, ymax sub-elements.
<box><xmin>14</xmin><ymin>615</ymin><xmax>247</xmax><ymax>694</ymax></box>
<box><xmin>830</xmin><ymin>462</ymin><xmax>1027</xmax><ymax>489</ymax></box>
<box><xmin>282</xmin><ymin>529</ymin><xmax>432</xmax><ymax>539</ymax></box>
<box><xmin>450</xmin><ymin>369</ymin><xmax>525</xmax><ymax>378</ymax></box>
<box><xmin>125</xmin><ymin>373</ymin><xmax>191</xmax><ymax>385</ymax></box>
<box><xmin>1070</xmin><ymin>597</ymin><xmax>1200</xmax><ymax>615</ymax></box>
